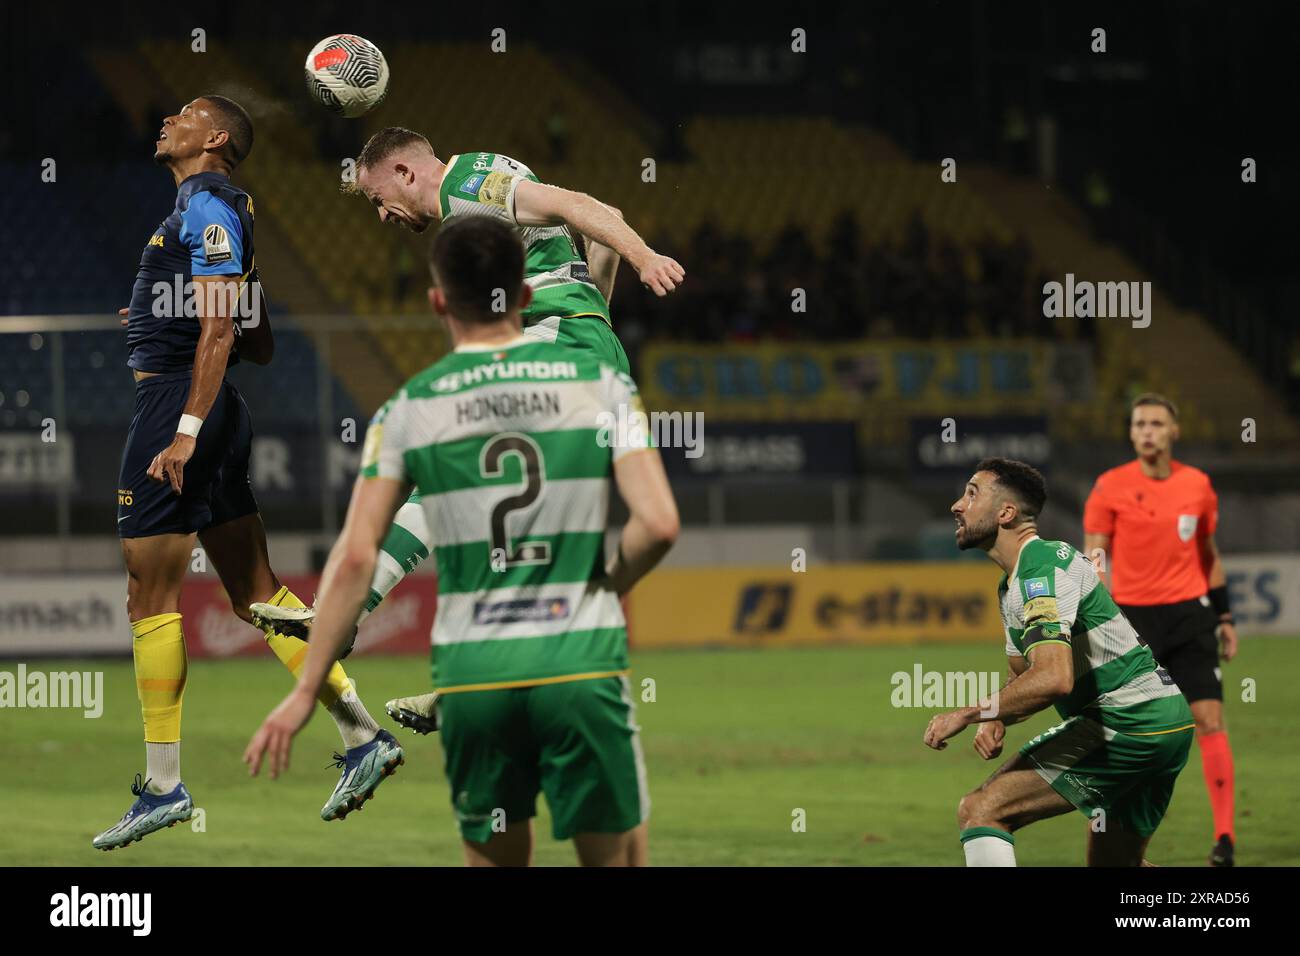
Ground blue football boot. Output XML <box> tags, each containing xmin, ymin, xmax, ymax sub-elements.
<box><xmin>93</xmin><ymin>773</ymin><xmax>194</xmax><ymax>851</ymax></box>
<box><xmin>321</xmin><ymin>730</ymin><xmax>405</xmax><ymax>821</ymax></box>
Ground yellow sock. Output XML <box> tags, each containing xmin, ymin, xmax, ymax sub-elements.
<box><xmin>132</xmin><ymin>612</ymin><xmax>187</xmax><ymax>743</ymax></box>
<box><xmin>261</xmin><ymin>585</ymin><xmax>355</xmax><ymax>708</ymax></box>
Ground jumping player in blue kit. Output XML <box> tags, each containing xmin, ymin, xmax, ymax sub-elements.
<box><xmin>95</xmin><ymin>96</ymin><xmax>401</xmax><ymax>851</ymax></box>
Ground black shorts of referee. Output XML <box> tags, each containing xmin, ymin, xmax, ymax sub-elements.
<box><xmin>1120</xmin><ymin>597</ymin><xmax>1222</xmax><ymax>702</ymax></box>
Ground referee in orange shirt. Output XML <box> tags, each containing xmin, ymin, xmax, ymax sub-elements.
<box><xmin>1083</xmin><ymin>393</ymin><xmax>1239</xmax><ymax>866</ymax></box>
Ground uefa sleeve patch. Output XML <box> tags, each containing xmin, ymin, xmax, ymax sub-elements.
<box><xmin>1024</xmin><ymin>576</ymin><xmax>1050</xmax><ymax>599</ymax></box>
<box><xmin>203</xmin><ymin>224</ymin><xmax>233</xmax><ymax>264</ymax></box>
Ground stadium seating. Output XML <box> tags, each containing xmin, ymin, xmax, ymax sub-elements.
<box><xmin>0</xmin><ymin>324</ymin><xmax>352</xmax><ymax>430</ymax></box>
<box><xmin>9</xmin><ymin>41</ymin><xmax>1290</xmax><ymax>446</ymax></box>
<box><xmin>0</xmin><ymin>161</ymin><xmax>170</xmax><ymax>315</ymax></box>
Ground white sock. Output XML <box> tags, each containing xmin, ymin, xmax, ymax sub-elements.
<box><xmin>961</xmin><ymin>831</ymin><xmax>1017</xmax><ymax>866</ymax></box>
<box><xmin>328</xmin><ymin>687</ymin><xmax>380</xmax><ymax>750</ymax></box>
<box><xmin>145</xmin><ymin>742</ymin><xmax>181</xmax><ymax>794</ymax></box>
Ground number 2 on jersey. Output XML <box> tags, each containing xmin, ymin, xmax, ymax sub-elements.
<box><xmin>480</xmin><ymin>432</ymin><xmax>552</xmax><ymax>568</ymax></box>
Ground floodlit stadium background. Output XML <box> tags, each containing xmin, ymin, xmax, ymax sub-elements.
<box><xmin>1</xmin><ymin>2</ymin><xmax>1298</xmax><ymax>864</ymax></box>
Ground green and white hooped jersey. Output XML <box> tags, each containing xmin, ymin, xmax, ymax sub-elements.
<box><xmin>437</xmin><ymin>151</ymin><xmax>611</xmax><ymax>329</ymax></box>
<box><xmin>360</xmin><ymin>336</ymin><xmax>649</xmax><ymax>692</ymax></box>
<box><xmin>999</xmin><ymin>538</ymin><xmax>1193</xmax><ymax>734</ymax></box>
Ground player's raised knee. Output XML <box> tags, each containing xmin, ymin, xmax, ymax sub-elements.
<box><xmin>957</xmin><ymin>789</ymin><xmax>990</xmax><ymax>829</ymax></box>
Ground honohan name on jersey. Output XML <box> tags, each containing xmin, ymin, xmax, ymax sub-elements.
<box><xmin>455</xmin><ymin>390</ymin><xmax>564</xmax><ymax>425</ymax></box>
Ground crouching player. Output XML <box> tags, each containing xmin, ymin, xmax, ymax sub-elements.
<box><xmin>925</xmin><ymin>458</ymin><xmax>1194</xmax><ymax>866</ymax></box>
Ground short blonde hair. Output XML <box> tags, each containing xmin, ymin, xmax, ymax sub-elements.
<box><xmin>356</xmin><ymin>126</ymin><xmax>432</xmax><ymax>171</ymax></box>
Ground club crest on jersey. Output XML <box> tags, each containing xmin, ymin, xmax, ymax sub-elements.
<box><xmin>1177</xmin><ymin>514</ymin><xmax>1198</xmax><ymax>542</ymax></box>
<box><xmin>203</xmin><ymin>224</ymin><xmax>233</xmax><ymax>264</ymax></box>
<box><xmin>460</xmin><ymin>173</ymin><xmax>486</xmax><ymax>194</ymax></box>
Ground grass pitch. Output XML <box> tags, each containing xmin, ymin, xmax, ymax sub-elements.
<box><xmin>2</xmin><ymin>639</ymin><xmax>1296</xmax><ymax>866</ymax></box>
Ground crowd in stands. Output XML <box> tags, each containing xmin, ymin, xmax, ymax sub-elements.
<box><xmin>609</xmin><ymin>211</ymin><xmax>1094</xmax><ymax>360</ymax></box>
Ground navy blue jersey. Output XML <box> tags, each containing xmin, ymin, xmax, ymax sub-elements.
<box><xmin>125</xmin><ymin>171</ymin><xmax>265</xmax><ymax>373</ymax></box>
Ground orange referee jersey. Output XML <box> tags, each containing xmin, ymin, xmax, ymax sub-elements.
<box><xmin>1083</xmin><ymin>459</ymin><xmax>1218</xmax><ymax>606</ymax></box>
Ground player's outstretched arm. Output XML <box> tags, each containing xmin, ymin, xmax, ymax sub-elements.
<box><xmin>513</xmin><ymin>180</ymin><xmax>684</xmax><ymax>296</ymax></box>
<box><xmin>303</xmin><ymin>474</ymin><xmax>412</xmax><ymax>685</ymax></box>
<box><xmin>585</xmin><ymin>204</ymin><xmax>624</xmax><ymax>302</ymax></box>
<box><xmin>606</xmin><ymin>448</ymin><xmax>680</xmax><ymax>596</ymax></box>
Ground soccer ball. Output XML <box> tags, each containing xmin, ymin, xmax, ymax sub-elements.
<box><xmin>304</xmin><ymin>34</ymin><xmax>390</xmax><ymax>118</ymax></box>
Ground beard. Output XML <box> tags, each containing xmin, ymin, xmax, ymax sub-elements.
<box><xmin>955</xmin><ymin>515</ymin><xmax>998</xmax><ymax>551</ymax></box>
